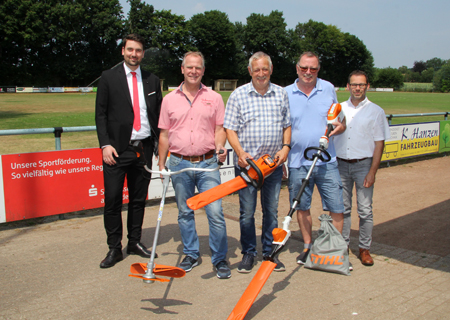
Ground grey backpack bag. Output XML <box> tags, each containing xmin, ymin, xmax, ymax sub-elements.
<box><xmin>304</xmin><ymin>214</ymin><xmax>350</xmax><ymax>276</ymax></box>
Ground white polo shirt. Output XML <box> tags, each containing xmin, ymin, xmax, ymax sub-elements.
<box><xmin>335</xmin><ymin>97</ymin><xmax>390</xmax><ymax>160</ymax></box>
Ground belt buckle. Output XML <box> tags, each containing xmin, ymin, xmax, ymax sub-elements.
<box><xmin>190</xmin><ymin>156</ymin><xmax>201</xmax><ymax>163</ymax></box>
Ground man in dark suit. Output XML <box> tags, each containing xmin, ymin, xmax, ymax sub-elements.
<box><xmin>95</xmin><ymin>33</ymin><xmax>162</xmax><ymax>268</ymax></box>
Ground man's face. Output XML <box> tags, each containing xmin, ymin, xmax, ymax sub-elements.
<box><xmin>248</xmin><ymin>57</ymin><xmax>272</xmax><ymax>92</ymax></box>
<box><xmin>296</xmin><ymin>56</ymin><xmax>320</xmax><ymax>86</ymax></box>
<box><xmin>348</xmin><ymin>74</ymin><xmax>369</xmax><ymax>102</ymax></box>
<box><xmin>122</xmin><ymin>40</ymin><xmax>144</xmax><ymax>70</ymax></box>
<box><xmin>181</xmin><ymin>54</ymin><xmax>205</xmax><ymax>86</ymax></box>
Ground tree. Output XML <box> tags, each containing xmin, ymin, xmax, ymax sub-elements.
<box><xmin>125</xmin><ymin>0</ymin><xmax>155</xmax><ymax>41</ymax></box>
<box><xmin>241</xmin><ymin>11</ymin><xmax>294</xmax><ymax>86</ymax></box>
<box><xmin>372</xmin><ymin>67</ymin><xmax>404</xmax><ymax>89</ymax></box>
<box><xmin>0</xmin><ymin>0</ymin><xmax>124</xmax><ymax>86</ymax></box>
<box><xmin>433</xmin><ymin>61</ymin><xmax>450</xmax><ymax>92</ymax></box>
<box><xmin>140</xmin><ymin>9</ymin><xmax>192</xmax><ymax>87</ymax></box>
<box><xmin>426</xmin><ymin>57</ymin><xmax>446</xmax><ymax>71</ymax></box>
<box><xmin>293</xmin><ymin>20</ymin><xmax>374</xmax><ymax>87</ymax></box>
<box><xmin>421</xmin><ymin>68</ymin><xmax>434</xmax><ymax>83</ymax></box>
<box><xmin>188</xmin><ymin>10</ymin><xmax>237</xmax><ymax>86</ymax></box>
<box><xmin>412</xmin><ymin>60</ymin><xmax>427</xmax><ymax>74</ymax></box>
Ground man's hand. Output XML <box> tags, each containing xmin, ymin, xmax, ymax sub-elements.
<box><xmin>364</xmin><ymin>171</ymin><xmax>376</xmax><ymax>188</ymax></box>
<box><xmin>216</xmin><ymin>146</ymin><xmax>227</xmax><ymax>163</ymax></box>
<box><xmin>237</xmin><ymin>151</ymin><xmax>253</xmax><ymax>168</ymax></box>
<box><xmin>102</xmin><ymin>146</ymin><xmax>118</xmax><ymax>166</ymax></box>
<box><xmin>274</xmin><ymin>146</ymin><xmax>289</xmax><ymax>166</ymax></box>
<box><xmin>329</xmin><ymin>117</ymin><xmax>346</xmax><ymax>137</ymax></box>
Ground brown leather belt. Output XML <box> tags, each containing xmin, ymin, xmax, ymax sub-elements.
<box><xmin>337</xmin><ymin>157</ymin><xmax>368</xmax><ymax>163</ymax></box>
<box><xmin>171</xmin><ymin>150</ymin><xmax>215</xmax><ymax>163</ymax></box>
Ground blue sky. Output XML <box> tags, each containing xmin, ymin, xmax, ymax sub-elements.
<box><xmin>119</xmin><ymin>0</ymin><xmax>450</xmax><ymax>69</ymax></box>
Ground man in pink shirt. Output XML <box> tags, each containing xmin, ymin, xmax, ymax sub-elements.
<box><xmin>158</xmin><ymin>51</ymin><xmax>229</xmax><ymax>279</ymax></box>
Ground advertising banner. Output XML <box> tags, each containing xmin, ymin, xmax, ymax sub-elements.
<box><xmin>1</xmin><ymin>149</ymin><xmax>106</xmax><ymax>222</ymax></box>
<box><xmin>0</xmin><ymin>145</ymin><xmax>236</xmax><ymax>223</ymax></box>
<box><xmin>64</xmin><ymin>87</ymin><xmax>80</xmax><ymax>93</ymax></box>
<box><xmin>439</xmin><ymin>120</ymin><xmax>450</xmax><ymax>153</ymax></box>
<box><xmin>382</xmin><ymin>122</ymin><xmax>440</xmax><ymax>161</ymax></box>
<box><xmin>16</xmin><ymin>87</ymin><xmax>34</xmax><ymax>93</ymax></box>
<box><xmin>0</xmin><ymin>87</ymin><xmax>16</xmax><ymax>93</ymax></box>
<box><xmin>48</xmin><ymin>87</ymin><xmax>64</xmax><ymax>93</ymax></box>
<box><xmin>33</xmin><ymin>87</ymin><xmax>49</xmax><ymax>93</ymax></box>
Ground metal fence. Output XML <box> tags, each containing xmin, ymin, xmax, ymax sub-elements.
<box><xmin>0</xmin><ymin>112</ymin><xmax>449</xmax><ymax>150</ymax></box>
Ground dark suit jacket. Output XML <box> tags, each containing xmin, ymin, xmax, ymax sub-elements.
<box><xmin>95</xmin><ymin>64</ymin><xmax>162</xmax><ymax>160</ymax></box>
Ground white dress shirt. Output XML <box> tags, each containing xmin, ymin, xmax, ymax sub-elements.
<box><xmin>123</xmin><ymin>63</ymin><xmax>151</xmax><ymax>140</ymax></box>
<box><xmin>335</xmin><ymin>97</ymin><xmax>390</xmax><ymax>159</ymax></box>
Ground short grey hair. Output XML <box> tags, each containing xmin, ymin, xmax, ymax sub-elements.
<box><xmin>182</xmin><ymin>51</ymin><xmax>205</xmax><ymax>68</ymax></box>
<box><xmin>248</xmin><ymin>51</ymin><xmax>272</xmax><ymax>72</ymax></box>
<box><xmin>297</xmin><ymin>51</ymin><xmax>321</xmax><ymax>68</ymax></box>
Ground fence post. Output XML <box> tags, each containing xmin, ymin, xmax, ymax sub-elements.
<box><xmin>53</xmin><ymin>127</ymin><xmax>64</xmax><ymax>219</ymax></box>
<box><xmin>54</xmin><ymin>127</ymin><xmax>63</xmax><ymax>151</ymax></box>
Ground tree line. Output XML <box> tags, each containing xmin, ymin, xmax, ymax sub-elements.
<box><xmin>1</xmin><ymin>0</ymin><xmax>449</xmax><ymax>92</ymax></box>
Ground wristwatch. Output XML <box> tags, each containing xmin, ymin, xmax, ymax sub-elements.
<box><xmin>282</xmin><ymin>144</ymin><xmax>291</xmax><ymax>150</ymax></box>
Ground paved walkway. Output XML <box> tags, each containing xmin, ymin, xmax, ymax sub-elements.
<box><xmin>1</xmin><ymin>190</ymin><xmax>450</xmax><ymax>320</ymax></box>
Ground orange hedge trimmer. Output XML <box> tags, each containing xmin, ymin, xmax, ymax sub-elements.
<box><xmin>187</xmin><ymin>154</ymin><xmax>279</xmax><ymax>211</ymax></box>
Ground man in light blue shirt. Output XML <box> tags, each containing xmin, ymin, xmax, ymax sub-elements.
<box><xmin>285</xmin><ymin>51</ymin><xmax>346</xmax><ymax>265</ymax></box>
<box><xmin>224</xmin><ymin>52</ymin><xmax>291</xmax><ymax>273</ymax></box>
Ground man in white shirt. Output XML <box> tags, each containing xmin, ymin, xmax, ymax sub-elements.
<box><xmin>334</xmin><ymin>70</ymin><xmax>390</xmax><ymax>267</ymax></box>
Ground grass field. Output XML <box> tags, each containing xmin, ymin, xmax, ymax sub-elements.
<box><xmin>1</xmin><ymin>91</ymin><xmax>449</xmax><ymax>155</ymax></box>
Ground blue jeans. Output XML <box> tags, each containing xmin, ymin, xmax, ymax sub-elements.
<box><xmin>288</xmin><ymin>161</ymin><xmax>344</xmax><ymax>213</ymax></box>
<box><xmin>338</xmin><ymin>158</ymin><xmax>374</xmax><ymax>249</ymax></box>
<box><xmin>235</xmin><ymin>165</ymin><xmax>283</xmax><ymax>257</ymax></box>
<box><xmin>169</xmin><ymin>154</ymin><xmax>228</xmax><ymax>265</ymax></box>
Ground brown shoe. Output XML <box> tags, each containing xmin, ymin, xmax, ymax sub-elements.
<box><xmin>359</xmin><ymin>248</ymin><xmax>374</xmax><ymax>266</ymax></box>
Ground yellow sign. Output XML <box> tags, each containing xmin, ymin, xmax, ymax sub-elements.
<box><xmin>382</xmin><ymin>122</ymin><xmax>440</xmax><ymax>161</ymax></box>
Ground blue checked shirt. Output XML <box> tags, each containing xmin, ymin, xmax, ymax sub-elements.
<box><xmin>224</xmin><ymin>82</ymin><xmax>291</xmax><ymax>166</ymax></box>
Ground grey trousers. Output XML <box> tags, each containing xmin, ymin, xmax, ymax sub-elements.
<box><xmin>338</xmin><ymin>158</ymin><xmax>374</xmax><ymax>250</ymax></box>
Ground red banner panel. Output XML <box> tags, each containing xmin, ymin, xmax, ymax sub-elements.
<box><xmin>1</xmin><ymin>148</ymin><xmax>129</xmax><ymax>222</ymax></box>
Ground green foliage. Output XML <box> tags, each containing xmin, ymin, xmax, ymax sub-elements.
<box><xmin>433</xmin><ymin>62</ymin><xmax>450</xmax><ymax>92</ymax></box>
<box><xmin>141</xmin><ymin>9</ymin><xmax>192</xmax><ymax>87</ymax></box>
<box><xmin>0</xmin><ymin>0</ymin><xmax>124</xmax><ymax>87</ymax></box>
<box><xmin>241</xmin><ymin>11</ymin><xmax>295</xmax><ymax>86</ymax></box>
<box><xmin>372</xmin><ymin>67</ymin><xmax>404</xmax><ymax>89</ymax></box>
<box><xmin>125</xmin><ymin>0</ymin><xmax>155</xmax><ymax>42</ymax></box>
<box><xmin>426</xmin><ymin>57</ymin><xmax>446</xmax><ymax>71</ymax></box>
<box><xmin>188</xmin><ymin>10</ymin><xmax>238</xmax><ymax>86</ymax></box>
<box><xmin>293</xmin><ymin>20</ymin><xmax>374</xmax><ymax>87</ymax></box>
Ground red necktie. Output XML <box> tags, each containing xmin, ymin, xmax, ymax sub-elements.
<box><xmin>131</xmin><ymin>71</ymin><xmax>141</xmax><ymax>131</ymax></box>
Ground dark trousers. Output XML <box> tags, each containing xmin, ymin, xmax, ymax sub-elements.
<box><xmin>102</xmin><ymin>141</ymin><xmax>153</xmax><ymax>250</ymax></box>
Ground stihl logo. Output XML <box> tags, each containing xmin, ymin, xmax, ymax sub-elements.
<box><xmin>310</xmin><ymin>254</ymin><xmax>344</xmax><ymax>265</ymax></box>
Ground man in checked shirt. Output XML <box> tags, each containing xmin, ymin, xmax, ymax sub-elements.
<box><xmin>224</xmin><ymin>51</ymin><xmax>292</xmax><ymax>273</ymax></box>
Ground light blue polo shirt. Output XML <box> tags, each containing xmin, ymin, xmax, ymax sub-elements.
<box><xmin>285</xmin><ymin>78</ymin><xmax>338</xmax><ymax>168</ymax></box>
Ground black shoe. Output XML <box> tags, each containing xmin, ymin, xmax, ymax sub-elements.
<box><xmin>237</xmin><ymin>253</ymin><xmax>255</xmax><ymax>273</ymax></box>
<box><xmin>349</xmin><ymin>261</ymin><xmax>353</xmax><ymax>271</ymax></box>
<box><xmin>263</xmin><ymin>256</ymin><xmax>286</xmax><ymax>272</ymax></box>
<box><xmin>215</xmin><ymin>260</ymin><xmax>231</xmax><ymax>279</ymax></box>
<box><xmin>100</xmin><ymin>249</ymin><xmax>123</xmax><ymax>268</ymax></box>
<box><xmin>178</xmin><ymin>255</ymin><xmax>199</xmax><ymax>272</ymax></box>
<box><xmin>126</xmin><ymin>242</ymin><xmax>156</xmax><ymax>259</ymax></box>
<box><xmin>296</xmin><ymin>248</ymin><xmax>310</xmax><ymax>265</ymax></box>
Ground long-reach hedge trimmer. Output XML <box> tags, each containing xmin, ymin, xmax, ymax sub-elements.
<box><xmin>129</xmin><ymin>146</ymin><xmax>224</xmax><ymax>283</ymax></box>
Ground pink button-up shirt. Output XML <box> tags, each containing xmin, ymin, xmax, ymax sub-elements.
<box><xmin>158</xmin><ymin>83</ymin><xmax>224</xmax><ymax>156</ymax></box>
